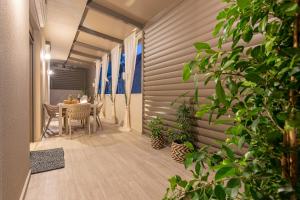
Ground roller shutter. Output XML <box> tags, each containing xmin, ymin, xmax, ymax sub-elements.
<box><xmin>50</xmin><ymin>68</ymin><xmax>87</xmax><ymax>90</ymax></box>
<box><xmin>143</xmin><ymin>0</ymin><xmax>261</xmax><ymax>151</ymax></box>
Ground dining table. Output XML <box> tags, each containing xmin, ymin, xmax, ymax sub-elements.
<box><xmin>58</xmin><ymin>102</ymin><xmax>97</xmax><ymax>136</ymax></box>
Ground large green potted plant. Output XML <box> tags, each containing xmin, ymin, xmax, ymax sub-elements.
<box><xmin>148</xmin><ymin>116</ymin><xmax>165</xmax><ymax>149</ymax></box>
<box><xmin>164</xmin><ymin>0</ymin><xmax>300</xmax><ymax>199</ymax></box>
<box><xmin>168</xmin><ymin>102</ymin><xmax>194</xmax><ymax>163</ymax></box>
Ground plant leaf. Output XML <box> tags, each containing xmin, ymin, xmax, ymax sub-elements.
<box><xmin>216</xmin><ymin>80</ymin><xmax>226</xmax><ymax>104</ymax></box>
<box><xmin>183</xmin><ymin>63</ymin><xmax>192</xmax><ymax>81</ymax></box>
<box><xmin>214</xmin><ymin>185</ymin><xmax>226</xmax><ymax>200</ymax></box>
<box><xmin>227</xmin><ymin>178</ymin><xmax>241</xmax><ymax>189</ymax></box>
<box><xmin>237</xmin><ymin>0</ymin><xmax>250</xmax><ymax>9</ymax></box>
<box><xmin>213</xmin><ymin>21</ymin><xmax>225</xmax><ymax>36</ymax></box>
<box><xmin>215</xmin><ymin>166</ymin><xmax>235</xmax><ymax>181</ymax></box>
<box><xmin>184</xmin><ymin>141</ymin><xmax>194</xmax><ymax>151</ymax></box>
<box><xmin>194</xmin><ymin>42</ymin><xmax>211</xmax><ymax>51</ymax></box>
<box><xmin>222</xmin><ymin>144</ymin><xmax>235</xmax><ymax>160</ymax></box>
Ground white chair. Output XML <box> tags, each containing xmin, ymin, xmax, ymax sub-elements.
<box><xmin>80</xmin><ymin>95</ymin><xmax>88</xmax><ymax>103</ymax></box>
<box><xmin>43</xmin><ymin>104</ymin><xmax>66</xmax><ymax>138</ymax></box>
<box><xmin>67</xmin><ymin>103</ymin><xmax>91</xmax><ymax>137</ymax></box>
<box><xmin>91</xmin><ymin>102</ymin><xmax>103</xmax><ymax>129</ymax></box>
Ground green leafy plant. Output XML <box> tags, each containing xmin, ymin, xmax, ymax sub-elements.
<box><xmin>164</xmin><ymin>0</ymin><xmax>300</xmax><ymax>199</ymax></box>
<box><xmin>148</xmin><ymin>116</ymin><xmax>164</xmax><ymax>139</ymax></box>
<box><xmin>168</xmin><ymin>103</ymin><xmax>194</xmax><ymax>144</ymax></box>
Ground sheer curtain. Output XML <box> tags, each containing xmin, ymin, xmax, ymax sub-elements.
<box><xmin>94</xmin><ymin>59</ymin><xmax>101</xmax><ymax>102</ymax></box>
<box><xmin>100</xmin><ymin>54</ymin><xmax>109</xmax><ymax>117</ymax></box>
<box><xmin>120</xmin><ymin>32</ymin><xmax>137</xmax><ymax>131</ymax></box>
<box><xmin>111</xmin><ymin>45</ymin><xmax>121</xmax><ymax>123</ymax></box>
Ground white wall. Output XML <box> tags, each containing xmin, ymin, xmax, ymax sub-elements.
<box><xmin>0</xmin><ymin>0</ymin><xmax>30</xmax><ymax>199</ymax></box>
<box><xmin>50</xmin><ymin>89</ymin><xmax>82</xmax><ymax>105</ymax></box>
<box><xmin>103</xmin><ymin>94</ymin><xmax>143</xmax><ymax>133</ymax></box>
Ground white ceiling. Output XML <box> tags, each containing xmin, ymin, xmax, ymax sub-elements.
<box><xmin>45</xmin><ymin>0</ymin><xmax>87</xmax><ymax>60</ymax></box>
<box><xmin>45</xmin><ymin>0</ymin><xmax>175</xmax><ymax>62</ymax></box>
<box><xmin>93</xmin><ymin>0</ymin><xmax>175</xmax><ymax>22</ymax></box>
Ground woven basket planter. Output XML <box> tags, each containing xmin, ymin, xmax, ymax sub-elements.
<box><xmin>171</xmin><ymin>142</ymin><xmax>190</xmax><ymax>163</ymax></box>
<box><xmin>151</xmin><ymin>136</ymin><xmax>164</xmax><ymax>149</ymax></box>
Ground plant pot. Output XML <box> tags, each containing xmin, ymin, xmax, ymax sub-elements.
<box><xmin>151</xmin><ymin>136</ymin><xmax>164</xmax><ymax>149</ymax></box>
<box><xmin>171</xmin><ymin>142</ymin><xmax>190</xmax><ymax>163</ymax></box>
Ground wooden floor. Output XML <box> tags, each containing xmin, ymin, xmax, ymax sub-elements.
<box><xmin>25</xmin><ymin>123</ymin><xmax>190</xmax><ymax>200</ymax></box>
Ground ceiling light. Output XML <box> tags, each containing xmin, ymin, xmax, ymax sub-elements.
<box><xmin>48</xmin><ymin>69</ymin><xmax>54</xmax><ymax>75</ymax></box>
<box><xmin>44</xmin><ymin>52</ymin><xmax>51</xmax><ymax>60</ymax></box>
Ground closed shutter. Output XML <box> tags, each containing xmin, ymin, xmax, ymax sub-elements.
<box><xmin>143</xmin><ymin>0</ymin><xmax>261</xmax><ymax>151</ymax></box>
<box><xmin>50</xmin><ymin>68</ymin><xmax>87</xmax><ymax>90</ymax></box>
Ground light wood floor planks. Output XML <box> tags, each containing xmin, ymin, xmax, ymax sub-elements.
<box><xmin>26</xmin><ymin>123</ymin><xmax>191</xmax><ymax>200</ymax></box>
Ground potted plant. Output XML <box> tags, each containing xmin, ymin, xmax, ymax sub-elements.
<box><xmin>148</xmin><ymin>116</ymin><xmax>165</xmax><ymax>149</ymax></box>
<box><xmin>168</xmin><ymin>102</ymin><xmax>194</xmax><ymax>163</ymax></box>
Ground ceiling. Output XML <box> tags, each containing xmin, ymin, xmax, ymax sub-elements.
<box><xmin>45</xmin><ymin>0</ymin><xmax>87</xmax><ymax>60</ymax></box>
<box><xmin>45</xmin><ymin>0</ymin><xmax>175</xmax><ymax>66</ymax></box>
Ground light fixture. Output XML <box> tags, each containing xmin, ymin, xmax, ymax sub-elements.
<box><xmin>43</xmin><ymin>41</ymin><xmax>51</xmax><ymax>60</ymax></box>
<box><xmin>44</xmin><ymin>52</ymin><xmax>51</xmax><ymax>60</ymax></box>
<box><xmin>48</xmin><ymin>69</ymin><xmax>54</xmax><ymax>75</ymax></box>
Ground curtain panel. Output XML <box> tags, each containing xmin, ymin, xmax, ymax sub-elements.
<box><xmin>120</xmin><ymin>32</ymin><xmax>138</xmax><ymax>131</ymax></box>
<box><xmin>100</xmin><ymin>54</ymin><xmax>109</xmax><ymax>100</ymax></box>
<box><xmin>111</xmin><ymin>45</ymin><xmax>121</xmax><ymax>123</ymax></box>
<box><xmin>94</xmin><ymin>59</ymin><xmax>101</xmax><ymax>102</ymax></box>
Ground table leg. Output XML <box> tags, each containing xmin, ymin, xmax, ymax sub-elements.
<box><xmin>93</xmin><ymin>106</ymin><xmax>97</xmax><ymax>133</ymax></box>
<box><xmin>59</xmin><ymin>106</ymin><xmax>62</xmax><ymax>136</ymax></box>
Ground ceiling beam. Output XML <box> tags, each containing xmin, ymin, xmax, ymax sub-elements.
<box><xmin>68</xmin><ymin>57</ymin><xmax>95</xmax><ymax>65</ymax></box>
<box><xmin>71</xmin><ymin>50</ymin><xmax>100</xmax><ymax>60</ymax></box>
<box><xmin>74</xmin><ymin>41</ymin><xmax>110</xmax><ymax>53</ymax></box>
<box><xmin>65</xmin><ymin>6</ymin><xmax>90</xmax><ymax>64</ymax></box>
<box><xmin>79</xmin><ymin>26</ymin><xmax>123</xmax><ymax>44</ymax></box>
<box><xmin>87</xmin><ymin>1</ymin><xmax>144</xmax><ymax>29</ymax></box>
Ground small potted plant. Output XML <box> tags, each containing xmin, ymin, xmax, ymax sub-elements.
<box><xmin>148</xmin><ymin>116</ymin><xmax>165</xmax><ymax>149</ymax></box>
<box><xmin>168</xmin><ymin>102</ymin><xmax>194</xmax><ymax>163</ymax></box>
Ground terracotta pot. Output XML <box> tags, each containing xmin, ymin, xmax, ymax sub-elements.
<box><xmin>171</xmin><ymin>142</ymin><xmax>190</xmax><ymax>163</ymax></box>
<box><xmin>151</xmin><ymin>136</ymin><xmax>164</xmax><ymax>149</ymax></box>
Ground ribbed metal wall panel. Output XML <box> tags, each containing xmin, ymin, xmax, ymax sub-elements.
<box><xmin>50</xmin><ymin>68</ymin><xmax>87</xmax><ymax>90</ymax></box>
<box><xmin>143</xmin><ymin>0</ymin><xmax>260</xmax><ymax>151</ymax></box>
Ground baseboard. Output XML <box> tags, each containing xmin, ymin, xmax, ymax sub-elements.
<box><xmin>19</xmin><ymin>170</ymin><xmax>31</xmax><ymax>200</ymax></box>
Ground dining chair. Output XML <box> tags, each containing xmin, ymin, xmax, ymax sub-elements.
<box><xmin>43</xmin><ymin>104</ymin><xmax>66</xmax><ymax>138</ymax></box>
<box><xmin>67</xmin><ymin>103</ymin><xmax>91</xmax><ymax>138</ymax></box>
<box><xmin>90</xmin><ymin>102</ymin><xmax>103</xmax><ymax>130</ymax></box>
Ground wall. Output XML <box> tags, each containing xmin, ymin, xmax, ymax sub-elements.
<box><xmin>143</xmin><ymin>0</ymin><xmax>260</xmax><ymax>151</ymax></box>
<box><xmin>50</xmin><ymin>89</ymin><xmax>82</xmax><ymax>105</ymax></box>
<box><xmin>0</xmin><ymin>0</ymin><xmax>30</xmax><ymax>199</ymax></box>
<box><xmin>104</xmin><ymin>94</ymin><xmax>143</xmax><ymax>133</ymax></box>
<box><xmin>143</xmin><ymin>0</ymin><xmax>227</xmax><ymax>151</ymax></box>
<box><xmin>31</xmin><ymin>26</ymin><xmax>45</xmax><ymax>142</ymax></box>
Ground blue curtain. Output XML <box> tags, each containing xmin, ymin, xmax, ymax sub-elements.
<box><xmin>117</xmin><ymin>54</ymin><xmax>125</xmax><ymax>94</ymax></box>
<box><xmin>97</xmin><ymin>65</ymin><xmax>102</xmax><ymax>94</ymax></box>
<box><xmin>116</xmin><ymin>42</ymin><xmax>142</xmax><ymax>94</ymax></box>
<box><xmin>105</xmin><ymin>61</ymin><xmax>112</xmax><ymax>94</ymax></box>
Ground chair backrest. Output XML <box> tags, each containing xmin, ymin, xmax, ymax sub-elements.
<box><xmin>67</xmin><ymin>103</ymin><xmax>91</xmax><ymax>120</ymax></box>
<box><xmin>96</xmin><ymin>102</ymin><xmax>104</xmax><ymax>114</ymax></box>
<box><xmin>80</xmin><ymin>95</ymin><xmax>88</xmax><ymax>103</ymax></box>
<box><xmin>43</xmin><ymin>104</ymin><xmax>59</xmax><ymax>118</ymax></box>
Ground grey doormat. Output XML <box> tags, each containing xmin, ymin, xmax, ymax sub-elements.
<box><xmin>30</xmin><ymin>148</ymin><xmax>65</xmax><ymax>174</ymax></box>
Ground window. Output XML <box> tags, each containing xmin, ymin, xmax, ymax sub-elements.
<box><xmin>105</xmin><ymin>61</ymin><xmax>112</xmax><ymax>94</ymax></box>
<box><xmin>99</xmin><ymin>41</ymin><xmax>143</xmax><ymax>94</ymax></box>
<box><xmin>117</xmin><ymin>42</ymin><xmax>142</xmax><ymax>94</ymax></box>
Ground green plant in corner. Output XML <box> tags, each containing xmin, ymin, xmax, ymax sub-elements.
<box><xmin>149</xmin><ymin>116</ymin><xmax>165</xmax><ymax>149</ymax></box>
<box><xmin>149</xmin><ymin>116</ymin><xmax>164</xmax><ymax>139</ymax></box>
<box><xmin>168</xmin><ymin>102</ymin><xmax>195</xmax><ymax>163</ymax></box>
<box><xmin>168</xmin><ymin>102</ymin><xmax>194</xmax><ymax>145</ymax></box>
<box><xmin>164</xmin><ymin>0</ymin><xmax>300</xmax><ymax>199</ymax></box>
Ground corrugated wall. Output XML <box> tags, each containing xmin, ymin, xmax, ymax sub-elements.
<box><xmin>50</xmin><ymin>68</ymin><xmax>87</xmax><ymax>91</ymax></box>
<box><xmin>143</xmin><ymin>0</ymin><xmax>260</xmax><ymax>151</ymax></box>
